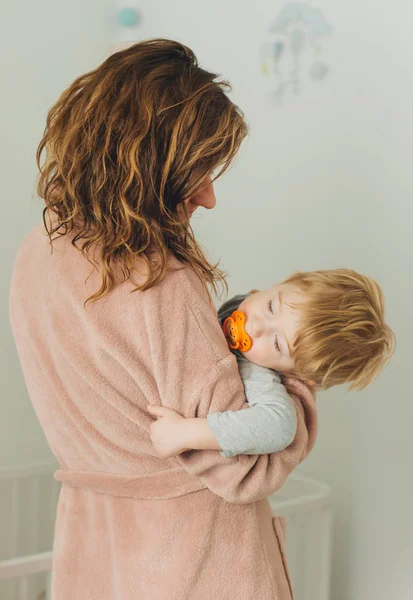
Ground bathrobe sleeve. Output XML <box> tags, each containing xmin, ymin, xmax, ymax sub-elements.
<box><xmin>142</xmin><ymin>264</ymin><xmax>318</xmax><ymax>505</ymax></box>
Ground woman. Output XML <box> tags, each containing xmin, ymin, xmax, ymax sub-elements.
<box><xmin>9</xmin><ymin>39</ymin><xmax>317</xmax><ymax>599</ymax></box>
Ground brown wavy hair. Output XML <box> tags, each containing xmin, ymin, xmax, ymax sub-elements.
<box><xmin>36</xmin><ymin>39</ymin><xmax>247</xmax><ymax>304</ymax></box>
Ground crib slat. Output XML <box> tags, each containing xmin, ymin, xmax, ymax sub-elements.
<box><xmin>30</xmin><ymin>476</ymin><xmax>40</xmax><ymax>553</ymax></box>
<box><xmin>46</xmin><ymin>569</ymin><xmax>53</xmax><ymax>600</ymax></box>
<box><xmin>10</xmin><ymin>478</ymin><xmax>19</xmax><ymax>558</ymax></box>
<box><xmin>318</xmin><ymin>507</ymin><xmax>333</xmax><ymax>600</ymax></box>
<box><xmin>17</xmin><ymin>575</ymin><xmax>29</xmax><ymax>600</ymax></box>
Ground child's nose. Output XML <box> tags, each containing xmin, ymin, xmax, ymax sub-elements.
<box><xmin>247</xmin><ymin>317</ymin><xmax>271</xmax><ymax>339</ymax></box>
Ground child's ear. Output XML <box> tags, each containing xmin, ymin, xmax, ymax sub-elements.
<box><xmin>248</xmin><ymin>289</ymin><xmax>260</xmax><ymax>294</ymax></box>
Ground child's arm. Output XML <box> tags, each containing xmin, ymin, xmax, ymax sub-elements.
<box><xmin>148</xmin><ymin>359</ymin><xmax>297</xmax><ymax>459</ymax></box>
<box><xmin>207</xmin><ymin>359</ymin><xmax>297</xmax><ymax>457</ymax></box>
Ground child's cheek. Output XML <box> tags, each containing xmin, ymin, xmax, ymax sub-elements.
<box><xmin>240</xmin><ymin>347</ymin><xmax>252</xmax><ymax>361</ymax></box>
<box><xmin>241</xmin><ymin>346</ymin><xmax>259</xmax><ymax>364</ymax></box>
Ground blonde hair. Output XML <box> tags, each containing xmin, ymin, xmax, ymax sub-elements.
<box><xmin>283</xmin><ymin>269</ymin><xmax>395</xmax><ymax>390</ymax></box>
<box><xmin>36</xmin><ymin>39</ymin><xmax>247</xmax><ymax>305</ymax></box>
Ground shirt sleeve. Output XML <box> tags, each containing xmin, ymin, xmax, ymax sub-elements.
<box><xmin>207</xmin><ymin>359</ymin><xmax>297</xmax><ymax>457</ymax></box>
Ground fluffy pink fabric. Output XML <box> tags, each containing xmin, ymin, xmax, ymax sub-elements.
<box><xmin>9</xmin><ymin>223</ymin><xmax>317</xmax><ymax>599</ymax></box>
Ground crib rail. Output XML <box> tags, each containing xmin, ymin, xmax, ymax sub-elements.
<box><xmin>0</xmin><ymin>551</ymin><xmax>53</xmax><ymax>580</ymax></box>
<box><xmin>0</xmin><ymin>552</ymin><xmax>53</xmax><ymax>600</ymax></box>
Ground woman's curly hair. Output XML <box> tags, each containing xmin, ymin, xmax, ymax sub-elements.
<box><xmin>36</xmin><ymin>39</ymin><xmax>247</xmax><ymax>304</ymax></box>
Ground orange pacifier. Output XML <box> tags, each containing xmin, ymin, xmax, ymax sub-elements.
<box><xmin>222</xmin><ymin>310</ymin><xmax>252</xmax><ymax>352</ymax></box>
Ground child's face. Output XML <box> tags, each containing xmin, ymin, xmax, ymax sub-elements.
<box><xmin>237</xmin><ymin>283</ymin><xmax>303</xmax><ymax>373</ymax></box>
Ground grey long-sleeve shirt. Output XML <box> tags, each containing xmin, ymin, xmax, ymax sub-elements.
<box><xmin>207</xmin><ymin>294</ymin><xmax>297</xmax><ymax>458</ymax></box>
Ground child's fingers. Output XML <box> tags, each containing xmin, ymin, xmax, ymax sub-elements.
<box><xmin>147</xmin><ymin>405</ymin><xmax>174</xmax><ymax>418</ymax></box>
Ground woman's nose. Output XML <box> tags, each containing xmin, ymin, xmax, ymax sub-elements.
<box><xmin>192</xmin><ymin>178</ymin><xmax>216</xmax><ymax>210</ymax></box>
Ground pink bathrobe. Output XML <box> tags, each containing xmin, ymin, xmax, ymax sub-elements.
<box><xmin>9</xmin><ymin>223</ymin><xmax>317</xmax><ymax>600</ymax></box>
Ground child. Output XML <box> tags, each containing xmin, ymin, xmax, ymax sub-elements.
<box><xmin>148</xmin><ymin>269</ymin><xmax>395</xmax><ymax>459</ymax></box>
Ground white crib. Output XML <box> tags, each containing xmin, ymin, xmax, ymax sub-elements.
<box><xmin>269</xmin><ymin>474</ymin><xmax>333</xmax><ymax>600</ymax></box>
<box><xmin>0</xmin><ymin>461</ymin><xmax>332</xmax><ymax>600</ymax></box>
<box><xmin>0</xmin><ymin>461</ymin><xmax>59</xmax><ymax>600</ymax></box>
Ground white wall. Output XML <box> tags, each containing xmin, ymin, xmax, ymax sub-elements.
<box><xmin>135</xmin><ymin>2</ymin><xmax>412</xmax><ymax>599</ymax></box>
<box><xmin>1</xmin><ymin>0</ymin><xmax>111</xmax><ymax>464</ymax></box>
<box><xmin>2</xmin><ymin>1</ymin><xmax>412</xmax><ymax>599</ymax></box>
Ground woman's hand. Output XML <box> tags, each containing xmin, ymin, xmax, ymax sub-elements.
<box><xmin>147</xmin><ymin>405</ymin><xmax>191</xmax><ymax>459</ymax></box>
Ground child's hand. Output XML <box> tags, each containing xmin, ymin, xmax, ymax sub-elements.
<box><xmin>147</xmin><ymin>405</ymin><xmax>190</xmax><ymax>459</ymax></box>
